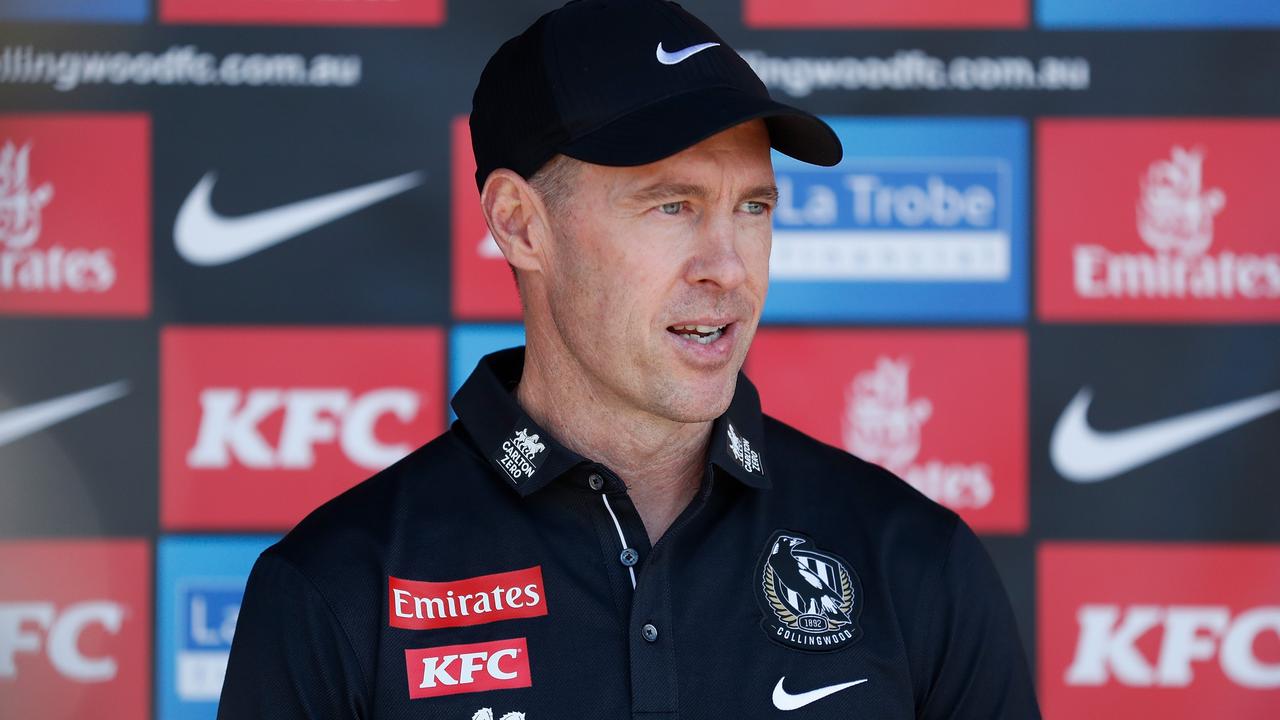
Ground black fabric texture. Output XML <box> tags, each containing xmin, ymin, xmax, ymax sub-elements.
<box><xmin>218</xmin><ymin>347</ymin><xmax>1040</xmax><ymax>719</ymax></box>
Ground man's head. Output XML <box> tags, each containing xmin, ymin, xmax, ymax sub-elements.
<box><xmin>471</xmin><ymin>0</ymin><xmax>842</xmax><ymax>425</ymax></box>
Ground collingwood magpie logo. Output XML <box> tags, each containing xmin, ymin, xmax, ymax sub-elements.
<box><xmin>494</xmin><ymin>426</ymin><xmax>547</xmax><ymax>483</ymax></box>
<box><xmin>756</xmin><ymin>530</ymin><xmax>862</xmax><ymax>652</ymax></box>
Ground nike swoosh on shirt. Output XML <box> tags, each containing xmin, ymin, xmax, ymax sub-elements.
<box><xmin>174</xmin><ymin>170</ymin><xmax>424</xmax><ymax>266</ymax></box>
<box><xmin>0</xmin><ymin>381</ymin><xmax>130</xmax><ymax>448</ymax></box>
<box><xmin>655</xmin><ymin>41</ymin><xmax>720</xmax><ymax>65</ymax></box>
<box><xmin>772</xmin><ymin>676</ymin><xmax>868</xmax><ymax>711</ymax></box>
<box><xmin>1050</xmin><ymin>386</ymin><xmax>1280</xmax><ymax>482</ymax></box>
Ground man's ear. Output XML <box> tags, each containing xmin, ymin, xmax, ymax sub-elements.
<box><xmin>480</xmin><ymin>169</ymin><xmax>553</xmax><ymax>274</ymax></box>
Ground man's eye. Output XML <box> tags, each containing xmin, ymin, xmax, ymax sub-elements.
<box><xmin>742</xmin><ymin>201</ymin><xmax>769</xmax><ymax>215</ymax></box>
<box><xmin>658</xmin><ymin>201</ymin><xmax>684</xmax><ymax>215</ymax></box>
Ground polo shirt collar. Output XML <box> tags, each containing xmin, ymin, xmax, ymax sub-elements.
<box><xmin>451</xmin><ymin>346</ymin><xmax>771</xmax><ymax>496</ymax></box>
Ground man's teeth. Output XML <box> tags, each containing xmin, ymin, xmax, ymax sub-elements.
<box><xmin>671</xmin><ymin>324</ymin><xmax>726</xmax><ymax>345</ymax></box>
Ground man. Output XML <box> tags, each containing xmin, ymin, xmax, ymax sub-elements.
<box><xmin>219</xmin><ymin>1</ymin><xmax>1041</xmax><ymax>718</ymax></box>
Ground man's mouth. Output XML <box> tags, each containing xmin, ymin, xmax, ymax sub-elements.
<box><xmin>667</xmin><ymin>323</ymin><xmax>728</xmax><ymax>345</ymax></box>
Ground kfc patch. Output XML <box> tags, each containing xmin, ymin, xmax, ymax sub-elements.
<box><xmin>405</xmin><ymin>638</ymin><xmax>531</xmax><ymax>700</ymax></box>
<box><xmin>756</xmin><ymin>530</ymin><xmax>862</xmax><ymax>652</ymax></box>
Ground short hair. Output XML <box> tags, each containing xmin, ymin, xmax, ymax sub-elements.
<box><xmin>505</xmin><ymin>154</ymin><xmax>580</xmax><ymax>291</ymax></box>
<box><xmin>527</xmin><ymin>153</ymin><xmax>579</xmax><ymax>220</ymax></box>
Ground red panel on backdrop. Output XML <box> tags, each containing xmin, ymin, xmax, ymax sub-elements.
<box><xmin>452</xmin><ymin>117</ymin><xmax>522</xmax><ymax>319</ymax></box>
<box><xmin>1038</xmin><ymin>119</ymin><xmax>1280</xmax><ymax>322</ymax></box>
<box><xmin>1039</xmin><ymin>544</ymin><xmax>1280</xmax><ymax>719</ymax></box>
<box><xmin>743</xmin><ymin>0</ymin><xmax>1027</xmax><ymax>28</ymax></box>
<box><xmin>0</xmin><ymin>114</ymin><xmax>150</xmax><ymax>318</ymax></box>
<box><xmin>747</xmin><ymin>329</ymin><xmax>1027</xmax><ymax>533</ymax></box>
<box><xmin>0</xmin><ymin>540</ymin><xmax>150</xmax><ymax>719</ymax></box>
<box><xmin>161</xmin><ymin>326</ymin><xmax>444</xmax><ymax>530</ymax></box>
<box><xmin>160</xmin><ymin>0</ymin><xmax>445</xmax><ymax>26</ymax></box>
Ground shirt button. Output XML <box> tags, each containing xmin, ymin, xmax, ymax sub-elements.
<box><xmin>619</xmin><ymin>548</ymin><xmax>639</xmax><ymax>567</ymax></box>
<box><xmin>588</xmin><ymin>473</ymin><xmax>605</xmax><ymax>491</ymax></box>
<box><xmin>641</xmin><ymin>623</ymin><xmax>659</xmax><ymax>643</ymax></box>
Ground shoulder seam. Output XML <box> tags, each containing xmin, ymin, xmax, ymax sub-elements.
<box><xmin>261</xmin><ymin>550</ymin><xmax>373</xmax><ymax>705</ymax></box>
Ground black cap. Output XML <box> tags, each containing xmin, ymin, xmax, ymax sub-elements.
<box><xmin>470</xmin><ymin>0</ymin><xmax>843</xmax><ymax>192</ymax></box>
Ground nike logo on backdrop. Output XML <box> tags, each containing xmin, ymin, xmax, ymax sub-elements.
<box><xmin>1051</xmin><ymin>387</ymin><xmax>1280</xmax><ymax>482</ymax></box>
<box><xmin>0</xmin><ymin>381</ymin><xmax>130</xmax><ymax>448</ymax></box>
<box><xmin>655</xmin><ymin>41</ymin><xmax>719</xmax><ymax>65</ymax></box>
<box><xmin>771</xmin><ymin>676</ymin><xmax>867</xmax><ymax>711</ymax></box>
<box><xmin>174</xmin><ymin>170</ymin><xmax>424</xmax><ymax>266</ymax></box>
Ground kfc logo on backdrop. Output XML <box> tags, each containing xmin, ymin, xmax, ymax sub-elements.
<box><xmin>1040</xmin><ymin>544</ymin><xmax>1280</xmax><ymax>718</ymax></box>
<box><xmin>161</xmin><ymin>326</ymin><xmax>444</xmax><ymax>529</ymax></box>
<box><xmin>405</xmin><ymin>638</ymin><xmax>531</xmax><ymax>700</ymax></box>
<box><xmin>748</xmin><ymin>329</ymin><xmax>1026</xmax><ymax>532</ymax></box>
<box><xmin>389</xmin><ymin>566</ymin><xmax>547</xmax><ymax>631</ymax></box>
<box><xmin>0</xmin><ymin>114</ymin><xmax>149</xmax><ymax>317</ymax></box>
<box><xmin>743</xmin><ymin>0</ymin><xmax>1027</xmax><ymax>28</ymax></box>
<box><xmin>452</xmin><ymin>117</ymin><xmax>522</xmax><ymax>319</ymax></box>
<box><xmin>1039</xmin><ymin>120</ymin><xmax>1280</xmax><ymax>322</ymax></box>
<box><xmin>160</xmin><ymin>0</ymin><xmax>444</xmax><ymax>26</ymax></box>
<box><xmin>0</xmin><ymin>540</ymin><xmax>149</xmax><ymax>718</ymax></box>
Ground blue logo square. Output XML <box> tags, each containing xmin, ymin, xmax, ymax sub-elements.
<box><xmin>157</xmin><ymin>536</ymin><xmax>278</xmax><ymax>719</ymax></box>
<box><xmin>764</xmin><ymin>117</ymin><xmax>1027</xmax><ymax>323</ymax></box>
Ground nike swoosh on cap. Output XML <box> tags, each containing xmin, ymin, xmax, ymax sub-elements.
<box><xmin>1050</xmin><ymin>386</ymin><xmax>1280</xmax><ymax>482</ymax></box>
<box><xmin>771</xmin><ymin>676</ymin><xmax>868</xmax><ymax>711</ymax></box>
<box><xmin>174</xmin><ymin>170</ymin><xmax>424</xmax><ymax>266</ymax></box>
<box><xmin>0</xmin><ymin>381</ymin><xmax>130</xmax><ymax>448</ymax></box>
<box><xmin>655</xmin><ymin>41</ymin><xmax>720</xmax><ymax>65</ymax></box>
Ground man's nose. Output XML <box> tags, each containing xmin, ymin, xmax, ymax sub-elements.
<box><xmin>684</xmin><ymin>210</ymin><xmax>748</xmax><ymax>289</ymax></box>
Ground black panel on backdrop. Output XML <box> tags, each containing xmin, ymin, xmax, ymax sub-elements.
<box><xmin>1032</xmin><ymin>325</ymin><xmax>1280</xmax><ymax>541</ymax></box>
<box><xmin>0</xmin><ymin>320</ymin><xmax>157</xmax><ymax>537</ymax></box>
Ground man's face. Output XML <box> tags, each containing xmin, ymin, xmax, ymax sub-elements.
<box><xmin>536</xmin><ymin>120</ymin><xmax>776</xmax><ymax>423</ymax></box>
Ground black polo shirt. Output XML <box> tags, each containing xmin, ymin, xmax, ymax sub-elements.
<box><xmin>218</xmin><ymin>347</ymin><xmax>1040</xmax><ymax>719</ymax></box>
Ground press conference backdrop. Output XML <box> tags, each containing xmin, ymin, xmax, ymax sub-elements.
<box><xmin>0</xmin><ymin>1</ymin><xmax>1278</xmax><ymax>717</ymax></box>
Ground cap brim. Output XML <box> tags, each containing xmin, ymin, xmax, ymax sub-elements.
<box><xmin>558</xmin><ymin>86</ymin><xmax>843</xmax><ymax>169</ymax></box>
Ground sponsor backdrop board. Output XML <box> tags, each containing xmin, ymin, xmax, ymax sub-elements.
<box><xmin>0</xmin><ymin>0</ymin><xmax>1277</xmax><ymax>717</ymax></box>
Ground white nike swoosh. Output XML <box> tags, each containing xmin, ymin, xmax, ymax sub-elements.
<box><xmin>174</xmin><ymin>170</ymin><xmax>424</xmax><ymax>266</ymax></box>
<box><xmin>656</xmin><ymin>41</ymin><xmax>720</xmax><ymax>65</ymax></box>
<box><xmin>1051</xmin><ymin>386</ymin><xmax>1280</xmax><ymax>482</ymax></box>
<box><xmin>772</xmin><ymin>676</ymin><xmax>868</xmax><ymax>711</ymax></box>
<box><xmin>0</xmin><ymin>381</ymin><xmax>130</xmax><ymax>448</ymax></box>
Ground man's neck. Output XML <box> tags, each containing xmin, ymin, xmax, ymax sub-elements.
<box><xmin>516</xmin><ymin>343</ymin><xmax>710</xmax><ymax>545</ymax></box>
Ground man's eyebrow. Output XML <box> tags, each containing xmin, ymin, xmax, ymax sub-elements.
<box><xmin>745</xmin><ymin>184</ymin><xmax>780</xmax><ymax>203</ymax></box>
<box><xmin>625</xmin><ymin>182</ymin><xmax>710</xmax><ymax>204</ymax></box>
<box><xmin>624</xmin><ymin>182</ymin><xmax>780</xmax><ymax>204</ymax></box>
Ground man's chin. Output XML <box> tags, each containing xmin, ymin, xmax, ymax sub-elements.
<box><xmin>650</xmin><ymin>375</ymin><xmax>739</xmax><ymax>424</ymax></box>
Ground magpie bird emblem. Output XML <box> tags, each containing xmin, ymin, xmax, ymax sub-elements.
<box><xmin>757</xmin><ymin>530</ymin><xmax>862</xmax><ymax>651</ymax></box>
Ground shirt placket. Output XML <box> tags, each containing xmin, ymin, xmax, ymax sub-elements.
<box><xmin>579</xmin><ymin>464</ymin><xmax>715</xmax><ymax>720</ymax></box>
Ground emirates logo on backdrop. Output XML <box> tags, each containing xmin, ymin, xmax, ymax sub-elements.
<box><xmin>748</xmin><ymin>329</ymin><xmax>1027</xmax><ymax>533</ymax></box>
<box><xmin>843</xmin><ymin>357</ymin><xmax>994</xmax><ymax>510</ymax></box>
<box><xmin>0</xmin><ymin>114</ymin><xmax>150</xmax><ymax>317</ymax></box>
<box><xmin>1038</xmin><ymin>119</ymin><xmax>1280</xmax><ymax>321</ymax></box>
